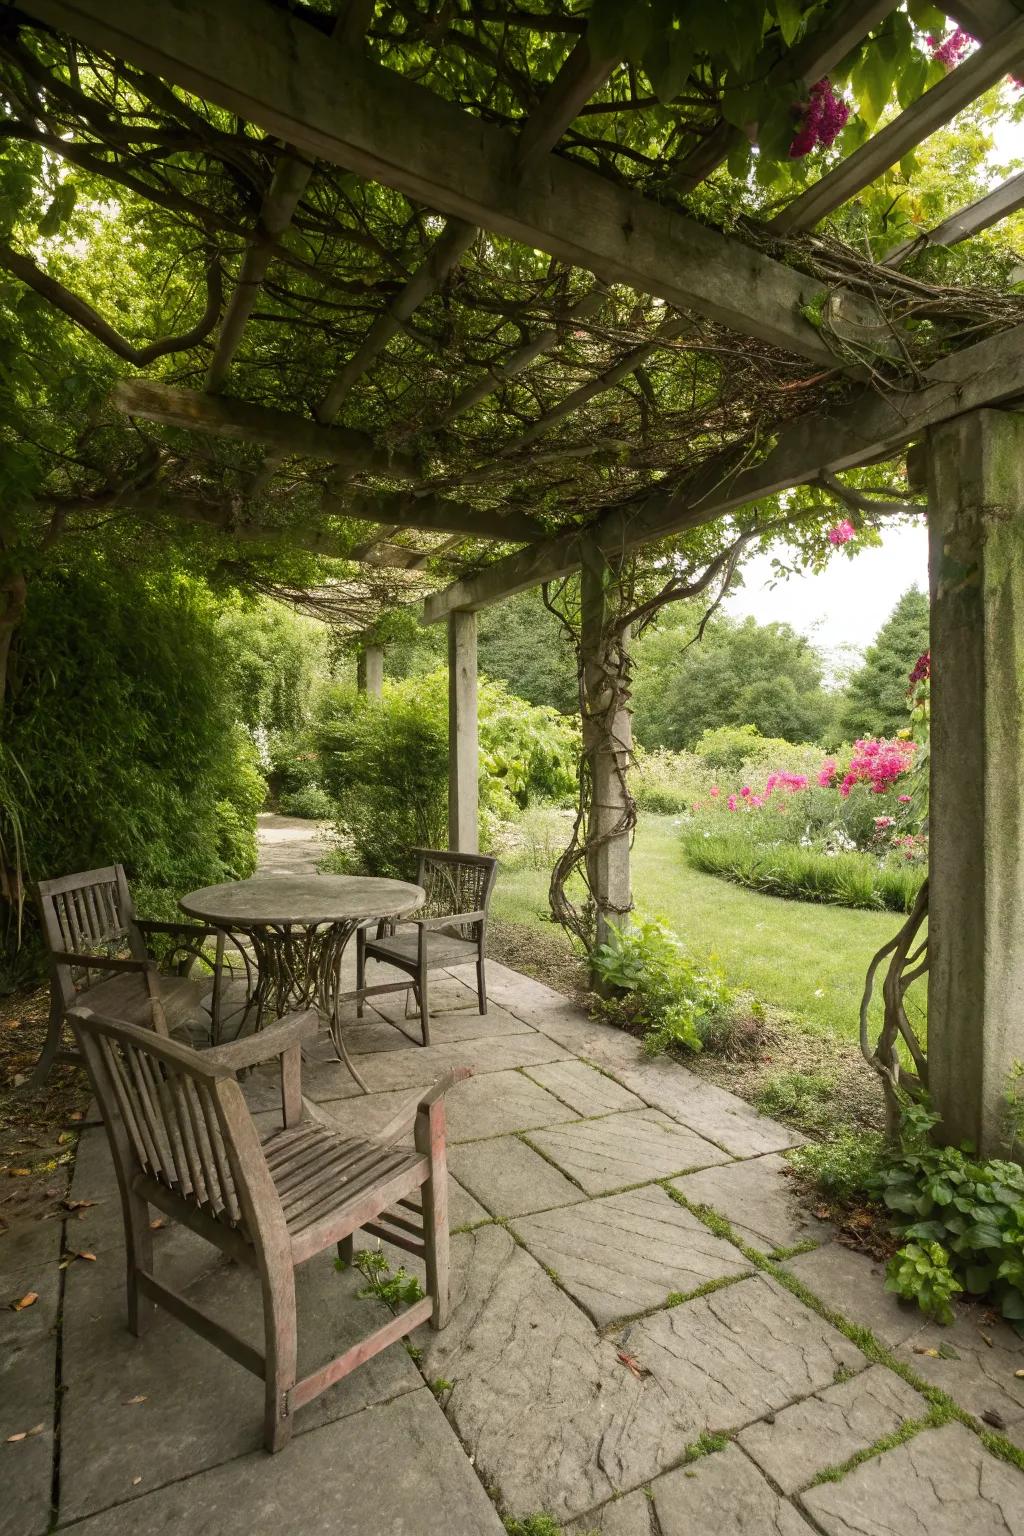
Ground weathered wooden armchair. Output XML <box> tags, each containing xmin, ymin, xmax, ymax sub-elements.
<box><xmin>31</xmin><ymin>864</ymin><xmax>241</xmax><ymax>1085</ymax></box>
<box><xmin>356</xmin><ymin>849</ymin><xmax>498</xmax><ymax>1044</ymax></box>
<box><xmin>67</xmin><ymin>1004</ymin><xmax>465</xmax><ymax>1452</ymax></box>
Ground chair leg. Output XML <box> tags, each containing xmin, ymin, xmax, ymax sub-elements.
<box><xmin>355</xmin><ymin>930</ymin><xmax>366</xmax><ymax>1018</ymax></box>
<box><xmin>27</xmin><ymin>991</ymin><xmax>67</xmax><ymax>1088</ymax></box>
<box><xmin>124</xmin><ymin>1190</ymin><xmax>154</xmax><ymax>1337</ymax></box>
<box><xmin>421</xmin><ymin>1163</ymin><xmax>450</xmax><ymax>1330</ymax></box>
<box><xmin>337</xmin><ymin>1233</ymin><xmax>354</xmax><ymax>1267</ymax></box>
<box><xmin>262</xmin><ymin>1266</ymin><xmax>298</xmax><ymax>1454</ymax></box>
<box><xmin>476</xmin><ymin>950</ymin><xmax>488</xmax><ymax>1016</ymax></box>
<box><xmin>418</xmin><ymin>963</ymin><xmax>430</xmax><ymax>1046</ymax></box>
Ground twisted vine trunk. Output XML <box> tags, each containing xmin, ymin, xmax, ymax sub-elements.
<box><xmin>860</xmin><ymin>878</ymin><xmax>929</xmax><ymax>1140</ymax></box>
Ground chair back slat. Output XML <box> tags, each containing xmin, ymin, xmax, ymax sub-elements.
<box><xmin>37</xmin><ymin>866</ymin><xmax>137</xmax><ymax>1001</ymax></box>
<box><xmin>77</xmin><ymin>1012</ymin><xmax>257</xmax><ymax>1239</ymax></box>
<box><xmin>414</xmin><ymin>850</ymin><xmax>498</xmax><ymax>937</ymax></box>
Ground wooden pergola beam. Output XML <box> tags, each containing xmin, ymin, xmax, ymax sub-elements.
<box><xmin>323</xmin><ymin>489</ymin><xmax>545</xmax><ymax>542</ymax></box>
<box><xmin>422</xmin><ymin>320</ymin><xmax>1024</xmax><ymax>619</ymax></box>
<box><xmin>112</xmin><ymin>379</ymin><xmax>421</xmax><ymax>480</ymax></box>
<box><xmin>771</xmin><ymin>15</ymin><xmax>1024</xmax><ymax>233</ymax></box>
<box><xmin>883</xmin><ymin>169</ymin><xmax>1024</xmax><ymax>264</ymax></box>
<box><xmin>19</xmin><ymin>0</ymin><xmax>848</xmax><ymax>366</ymax></box>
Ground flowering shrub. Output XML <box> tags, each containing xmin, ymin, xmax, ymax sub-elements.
<box><xmin>827</xmin><ymin>519</ymin><xmax>856</xmax><ymax>546</ymax></box>
<box><xmin>927</xmin><ymin>27</ymin><xmax>973</xmax><ymax>69</ymax></box>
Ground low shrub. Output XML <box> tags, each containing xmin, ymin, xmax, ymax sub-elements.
<box><xmin>755</xmin><ymin>1070</ymin><xmax>837</xmax><ymax>1131</ymax></box>
<box><xmin>694</xmin><ymin>723</ymin><xmax>817</xmax><ymax>773</ymax></box>
<box><xmin>631</xmin><ymin>747</ymin><xmax>704</xmax><ymax>814</ymax></box>
<box><xmin>788</xmin><ymin>1129</ymin><xmax>886</xmax><ymax>1206</ymax></box>
<box><xmin>278</xmin><ymin>783</ymin><xmax>335</xmax><ymax>820</ymax></box>
<box><xmin>681</xmin><ymin>830</ymin><xmax>925</xmax><ymax>913</ymax></box>
<box><xmin>590</xmin><ymin>916</ymin><xmax>733</xmax><ymax>1055</ymax></box>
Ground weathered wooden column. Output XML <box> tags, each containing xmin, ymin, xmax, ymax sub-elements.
<box><xmin>580</xmin><ymin>537</ymin><xmax>632</xmax><ymax>949</ymax></box>
<box><xmin>356</xmin><ymin>643</ymin><xmax>384</xmax><ymax>698</ymax></box>
<box><xmin>927</xmin><ymin>407</ymin><xmax>1024</xmax><ymax>1155</ymax></box>
<box><xmin>448</xmin><ymin>609</ymin><xmax>478</xmax><ymax>853</ymax></box>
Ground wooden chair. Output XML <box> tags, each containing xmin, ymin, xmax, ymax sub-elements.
<box><xmin>68</xmin><ymin>1004</ymin><xmax>465</xmax><ymax>1452</ymax></box>
<box><xmin>356</xmin><ymin>849</ymin><xmax>498</xmax><ymax>1044</ymax></box>
<box><xmin>31</xmin><ymin>864</ymin><xmax>239</xmax><ymax>1085</ymax></box>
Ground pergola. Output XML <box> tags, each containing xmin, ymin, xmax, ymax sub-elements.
<box><xmin>4</xmin><ymin>0</ymin><xmax>1024</xmax><ymax>1151</ymax></box>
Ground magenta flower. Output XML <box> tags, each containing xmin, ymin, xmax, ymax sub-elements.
<box><xmin>874</xmin><ymin>816</ymin><xmax>894</xmax><ymax>829</ymax></box>
<box><xmin>827</xmin><ymin>520</ymin><xmax>856</xmax><ymax>546</ymax></box>
<box><xmin>927</xmin><ymin>27</ymin><xmax>973</xmax><ymax>68</ymax></box>
<box><xmin>750</xmin><ymin>795</ymin><xmax>764</xmax><ymax>809</ymax></box>
<box><xmin>818</xmin><ymin>759</ymin><xmax>836</xmax><ymax>788</ymax></box>
<box><xmin>909</xmin><ymin>650</ymin><xmax>930</xmax><ymax>687</ymax></box>
<box><xmin>789</xmin><ymin>78</ymin><xmax>849</xmax><ymax>159</ymax></box>
<box><xmin>898</xmin><ymin>794</ymin><xmax>912</xmax><ymax>804</ymax></box>
<box><xmin>710</xmin><ymin>785</ymin><xmax>720</xmax><ymax>798</ymax></box>
<box><xmin>727</xmin><ymin>794</ymin><xmax>738</xmax><ymax>812</ymax></box>
<box><xmin>740</xmin><ymin>785</ymin><xmax>751</xmax><ymax>798</ymax></box>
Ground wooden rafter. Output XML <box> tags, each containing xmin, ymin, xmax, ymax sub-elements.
<box><xmin>771</xmin><ymin>15</ymin><xmax>1024</xmax><ymax>233</ymax></box>
<box><xmin>422</xmin><ymin>320</ymin><xmax>1024</xmax><ymax>619</ymax></box>
<box><xmin>16</xmin><ymin>0</ymin><xmax>851</xmax><ymax>365</ymax></box>
<box><xmin>883</xmin><ymin>169</ymin><xmax>1024</xmax><ymax>263</ymax></box>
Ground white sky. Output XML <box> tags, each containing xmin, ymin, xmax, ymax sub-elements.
<box><xmin>724</xmin><ymin>522</ymin><xmax>929</xmax><ymax>675</ymax></box>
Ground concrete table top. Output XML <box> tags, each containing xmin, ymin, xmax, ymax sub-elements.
<box><xmin>180</xmin><ymin>873</ymin><xmax>424</xmax><ymax>927</ymax></box>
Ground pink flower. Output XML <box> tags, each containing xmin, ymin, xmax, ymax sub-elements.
<box><xmin>727</xmin><ymin>794</ymin><xmax>738</xmax><ymax>812</ymax></box>
<box><xmin>692</xmin><ymin>802</ymin><xmax>703</xmax><ymax>813</ymax></box>
<box><xmin>928</xmin><ymin>27</ymin><xmax>973</xmax><ymax>68</ymax></box>
<box><xmin>710</xmin><ymin>785</ymin><xmax>720</xmax><ymax>798</ymax></box>
<box><xmin>740</xmin><ymin>785</ymin><xmax>751</xmax><ymax>798</ymax></box>
<box><xmin>898</xmin><ymin>794</ymin><xmax>912</xmax><ymax>804</ymax></box>
<box><xmin>818</xmin><ymin>759</ymin><xmax>836</xmax><ymax>787</ymax></box>
<box><xmin>789</xmin><ymin>78</ymin><xmax>849</xmax><ymax>158</ymax></box>
<box><xmin>750</xmin><ymin>795</ymin><xmax>764</xmax><ymax>809</ymax></box>
<box><xmin>827</xmin><ymin>520</ymin><xmax>856</xmax><ymax>546</ymax></box>
<box><xmin>874</xmin><ymin>816</ymin><xmax>894</xmax><ymax>829</ymax></box>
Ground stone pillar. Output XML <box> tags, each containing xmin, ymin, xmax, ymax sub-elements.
<box><xmin>580</xmin><ymin>538</ymin><xmax>632</xmax><ymax>950</ymax></box>
<box><xmin>356</xmin><ymin>643</ymin><xmax>383</xmax><ymax>698</ymax></box>
<box><xmin>447</xmin><ymin>609</ymin><xmax>478</xmax><ymax>853</ymax></box>
<box><xmin>926</xmin><ymin>407</ymin><xmax>1024</xmax><ymax>1155</ymax></box>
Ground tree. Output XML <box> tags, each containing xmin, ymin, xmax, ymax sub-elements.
<box><xmin>839</xmin><ymin>587</ymin><xmax>929</xmax><ymax>739</ymax></box>
<box><xmin>631</xmin><ymin>608</ymin><xmax>836</xmax><ymax>750</ymax></box>
<box><xmin>478</xmin><ymin>592</ymin><xmax>578</xmax><ymax>715</ymax></box>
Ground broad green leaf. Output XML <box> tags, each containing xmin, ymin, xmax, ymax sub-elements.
<box><xmin>643</xmin><ymin>30</ymin><xmax>694</xmax><ymax>105</ymax></box>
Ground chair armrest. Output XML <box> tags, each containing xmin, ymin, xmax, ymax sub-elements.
<box><xmin>52</xmin><ymin>952</ymin><xmax>155</xmax><ymax>975</ymax></box>
<box><xmin>135</xmin><ymin>919</ymin><xmax>217</xmax><ymax>939</ymax></box>
<box><xmin>408</xmin><ymin>911</ymin><xmax>487</xmax><ymax>931</ymax></box>
<box><xmin>371</xmin><ymin>1067</ymin><xmax>473</xmax><ymax>1147</ymax></box>
<box><xmin>204</xmin><ymin>1010</ymin><xmax>320</xmax><ymax>1073</ymax></box>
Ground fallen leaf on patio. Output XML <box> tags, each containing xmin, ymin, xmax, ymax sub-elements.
<box><xmin>10</xmin><ymin>1169</ymin><xmax>31</xmax><ymax>1177</ymax></box>
<box><xmin>914</xmin><ymin>1346</ymin><xmax>940</xmax><ymax>1357</ymax></box>
<box><xmin>77</xmin><ymin>1251</ymin><xmax>96</xmax><ymax>1262</ymax></box>
<box><xmin>132</xmin><ymin>1477</ymin><xmax>142</xmax><ymax>1486</ymax></box>
<box><xmin>979</xmin><ymin>1332</ymin><xmax>993</xmax><ymax>1348</ymax></box>
<box><xmin>63</xmin><ymin>1200</ymin><xmax>95</xmax><ymax>1211</ymax></box>
<box><xmin>616</xmin><ymin>1350</ymin><xmax>648</xmax><ymax>1379</ymax></box>
<box><xmin>149</xmin><ymin>1218</ymin><xmax>165</xmax><ymax>1231</ymax></box>
<box><xmin>59</xmin><ymin>1251</ymin><xmax>97</xmax><ymax>1269</ymax></box>
<box><xmin>68</xmin><ymin>1112</ymin><xmax>83</xmax><ymax>1122</ymax></box>
<box><xmin>56</xmin><ymin>1133</ymin><xmax>74</xmax><ymax>1146</ymax></box>
<box><xmin>981</xmin><ymin>1409</ymin><xmax>1006</xmax><ymax>1430</ymax></box>
<box><xmin>11</xmin><ymin>1292</ymin><xmax>39</xmax><ymax>1311</ymax></box>
<box><xmin>123</xmin><ymin>1395</ymin><xmax>147</xmax><ymax>1406</ymax></box>
<box><xmin>937</xmin><ymin>1342</ymin><xmax>960</xmax><ymax>1360</ymax></box>
<box><xmin>6</xmin><ymin>1424</ymin><xmax>45</xmax><ymax>1442</ymax></box>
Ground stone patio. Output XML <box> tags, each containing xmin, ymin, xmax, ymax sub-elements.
<box><xmin>3</xmin><ymin>820</ymin><xmax>1023</xmax><ymax>1534</ymax></box>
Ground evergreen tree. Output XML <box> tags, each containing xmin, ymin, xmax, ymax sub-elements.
<box><xmin>838</xmin><ymin>587</ymin><xmax>929</xmax><ymax>739</ymax></box>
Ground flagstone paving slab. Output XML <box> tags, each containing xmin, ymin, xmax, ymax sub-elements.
<box><xmin>444</xmin><ymin>1068</ymin><xmax>579</xmax><ymax>1141</ymax></box>
<box><xmin>651</xmin><ymin>1444</ymin><xmax>816</xmax><ymax>1534</ymax></box>
<box><xmin>799</xmin><ymin>1422</ymin><xmax>1024</xmax><ymax>1534</ymax></box>
<box><xmin>614</xmin><ymin>1059</ymin><xmax>803</xmax><ymax>1156</ymax></box>
<box><xmin>738</xmin><ymin>1364</ymin><xmax>926</xmax><ymax>1493</ymax></box>
<box><xmin>58</xmin><ymin>1222</ymin><xmax>421</xmax><ymax>1521</ymax></box>
<box><xmin>0</xmin><ymin>1219</ymin><xmax>60</xmax><ymax>1536</ymax></box>
<box><xmin>671</xmin><ymin>1153</ymin><xmax>832</xmax><ymax>1253</ymax></box>
<box><xmin>66</xmin><ymin>1388</ymin><xmax>506</xmax><ymax>1535</ymax></box>
<box><xmin>449</xmin><ymin>1133</ymin><xmax>585</xmax><ymax>1217</ymax></box>
<box><xmin>783</xmin><ymin>1241</ymin><xmax>925</xmax><ymax>1348</ymax></box>
<box><xmin>377</xmin><ymin>1001</ymin><xmax>537</xmax><ymax>1045</ymax></box>
<box><xmin>565</xmin><ymin>1490</ymin><xmax>652</xmax><ymax>1535</ymax></box>
<box><xmin>513</xmin><ymin>1184</ymin><xmax>752</xmax><ymax>1325</ymax></box>
<box><xmin>618</xmin><ymin>1274</ymin><xmax>864</xmax><ymax>1438</ymax></box>
<box><xmin>523</xmin><ymin>1058</ymin><xmax>647</xmax><ymax>1117</ymax></box>
<box><xmin>418</xmin><ymin>1227</ymin><xmax>865</xmax><ymax>1522</ymax></box>
<box><xmin>892</xmin><ymin>1305</ymin><xmax>1024</xmax><ymax>1447</ymax></box>
<box><xmin>371</xmin><ymin>973</ymin><xmax>481</xmax><ymax>1018</ymax></box>
<box><xmin>527</xmin><ymin>1108</ymin><xmax>730</xmax><ymax>1195</ymax></box>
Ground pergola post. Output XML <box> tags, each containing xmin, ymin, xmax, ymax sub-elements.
<box><xmin>926</xmin><ymin>407</ymin><xmax>1024</xmax><ymax>1155</ymax></box>
<box><xmin>580</xmin><ymin>538</ymin><xmax>632</xmax><ymax>950</ymax></box>
<box><xmin>447</xmin><ymin>609</ymin><xmax>478</xmax><ymax>853</ymax></box>
<box><xmin>356</xmin><ymin>642</ymin><xmax>384</xmax><ymax>698</ymax></box>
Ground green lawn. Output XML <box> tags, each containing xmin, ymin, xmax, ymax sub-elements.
<box><xmin>493</xmin><ymin>813</ymin><xmax>926</xmax><ymax>1046</ymax></box>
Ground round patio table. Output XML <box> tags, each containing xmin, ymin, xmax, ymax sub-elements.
<box><xmin>180</xmin><ymin>874</ymin><xmax>424</xmax><ymax>1091</ymax></box>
